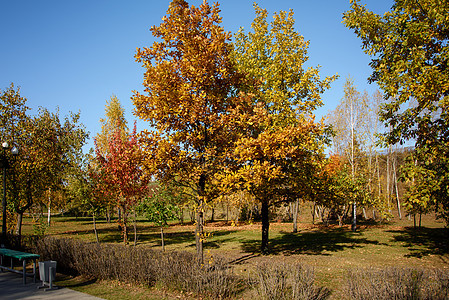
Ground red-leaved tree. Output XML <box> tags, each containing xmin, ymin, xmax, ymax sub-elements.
<box><xmin>94</xmin><ymin>122</ymin><xmax>148</xmax><ymax>244</ymax></box>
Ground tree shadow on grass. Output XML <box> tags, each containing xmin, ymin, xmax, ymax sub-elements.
<box><xmin>106</xmin><ymin>229</ymin><xmax>239</xmax><ymax>249</ymax></box>
<box><xmin>59</xmin><ymin>226</ymin><xmax>122</xmax><ymax>242</ymax></box>
<box><xmin>388</xmin><ymin>227</ymin><xmax>449</xmax><ymax>258</ymax></box>
<box><xmin>56</xmin><ymin>274</ymin><xmax>98</xmax><ymax>288</ymax></box>
<box><xmin>135</xmin><ymin>231</ymin><xmax>196</xmax><ymax>247</ymax></box>
<box><xmin>241</xmin><ymin>227</ymin><xmax>383</xmax><ymax>255</ymax></box>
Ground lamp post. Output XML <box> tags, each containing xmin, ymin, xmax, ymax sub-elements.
<box><xmin>1</xmin><ymin>141</ymin><xmax>19</xmax><ymax>247</ymax></box>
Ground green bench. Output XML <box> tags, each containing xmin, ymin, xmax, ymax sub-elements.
<box><xmin>0</xmin><ymin>248</ymin><xmax>40</xmax><ymax>284</ymax></box>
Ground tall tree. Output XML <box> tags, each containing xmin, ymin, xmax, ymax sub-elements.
<box><xmin>0</xmin><ymin>84</ymin><xmax>29</xmax><ymax>238</ymax></box>
<box><xmin>11</xmin><ymin>108</ymin><xmax>88</xmax><ymax>237</ymax></box>
<box><xmin>1</xmin><ymin>84</ymin><xmax>88</xmax><ymax>239</ymax></box>
<box><xmin>344</xmin><ymin>0</ymin><xmax>449</xmax><ymax>223</ymax></box>
<box><xmin>95</xmin><ymin>95</ymin><xmax>128</xmax><ymax>223</ymax></box>
<box><xmin>227</xmin><ymin>4</ymin><xmax>337</xmax><ymax>253</ymax></box>
<box><xmin>95</xmin><ymin>123</ymin><xmax>148</xmax><ymax>244</ymax></box>
<box><xmin>364</xmin><ymin>90</ymin><xmax>387</xmax><ymax>219</ymax></box>
<box><xmin>328</xmin><ymin>77</ymin><xmax>369</xmax><ymax>230</ymax></box>
<box><xmin>133</xmin><ymin>0</ymin><xmax>246</xmax><ymax>262</ymax></box>
<box><xmin>67</xmin><ymin>151</ymin><xmax>108</xmax><ymax>243</ymax></box>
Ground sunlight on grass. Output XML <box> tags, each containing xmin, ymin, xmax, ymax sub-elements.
<box><xmin>18</xmin><ymin>212</ymin><xmax>448</xmax><ymax>299</ymax></box>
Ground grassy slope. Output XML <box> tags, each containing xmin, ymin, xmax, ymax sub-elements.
<box><xmin>19</xmin><ymin>209</ymin><xmax>449</xmax><ymax>299</ymax></box>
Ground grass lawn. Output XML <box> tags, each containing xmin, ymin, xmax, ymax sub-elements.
<box><xmin>17</xmin><ymin>210</ymin><xmax>449</xmax><ymax>299</ymax></box>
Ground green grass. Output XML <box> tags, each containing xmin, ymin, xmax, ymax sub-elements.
<box><xmin>17</xmin><ymin>211</ymin><xmax>449</xmax><ymax>299</ymax></box>
<box><xmin>55</xmin><ymin>274</ymin><xmax>191</xmax><ymax>300</ymax></box>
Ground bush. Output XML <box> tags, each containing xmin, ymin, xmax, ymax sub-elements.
<box><xmin>32</xmin><ymin>236</ymin><xmax>242</xmax><ymax>299</ymax></box>
<box><xmin>251</xmin><ymin>262</ymin><xmax>330</xmax><ymax>300</ymax></box>
<box><xmin>346</xmin><ymin>267</ymin><xmax>449</xmax><ymax>300</ymax></box>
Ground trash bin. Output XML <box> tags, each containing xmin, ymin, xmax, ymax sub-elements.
<box><xmin>38</xmin><ymin>260</ymin><xmax>57</xmax><ymax>290</ymax></box>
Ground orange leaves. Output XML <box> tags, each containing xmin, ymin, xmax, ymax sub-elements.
<box><xmin>94</xmin><ymin>123</ymin><xmax>148</xmax><ymax>207</ymax></box>
<box><xmin>324</xmin><ymin>154</ymin><xmax>343</xmax><ymax>176</ymax></box>
<box><xmin>132</xmin><ymin>0</ymin><xmax>250</xmax><ymax>202</ymax></box>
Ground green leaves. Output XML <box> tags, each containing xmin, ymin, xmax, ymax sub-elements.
<box><xmin>138</xmin><ymin>184</ymin><xmax>180</xmax><ymax>228</ymax></box>
<box><xmin>0</xmin><ymin>84</ymin><xmax>88</xmax><ymax>223</ymax></box>
<box><xmin>343</xmin><ymin>0</ymin><xmax>449</xmax><ymax>145</ymax></box>
<box><xmin>344</xmin><ymin>0</ymin><xmax>449</xmax><ymax>224</ymax></box>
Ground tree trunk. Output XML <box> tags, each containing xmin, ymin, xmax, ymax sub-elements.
<box><xmin>338</xmin><ymin>214</ymin><xmax>343</xmax><ymax>227</ymax></box>
<box><xmin>118</xmin><ymin>206</ymin><xmax>122</xmax><ymax>231</ymax></box>
<box><xmin>351</xmin><ymin>202</ymin><xmax>357</xmax><ymax>232</ymax></box>
<box><xmin>315</xmin><ymin>204</ymin><xmax>321</xmax><ymax>219</ymax></box>
<box><xmin>106</xmin><ymin>207</ymin><xmax>111</xmax><ymax>223</ymax></box>
<box><xmin>15</xmin><ymin>213</ymin><xmax>23</xmax><ymax>236</ymax></box>
<box><xmin>190</xmin><ymin>209</ymin><xmax>195</xmax><ymax>223</ymax></box>
<box><xmin>93</xmin><ymin>212</ymin><xmax>99</xmax><ymax>244</ymax></box>
<box><xmin>292</xmin><ymin>198</ymin><xmax>299</xmax><ymax>233</ymax></box>
<box><xmin>133</xmin><ymin>209</ymin><xmax>137</xmax><ymax>246</ymax></box>
<box><xmin>121</xmin><ymin>205</ymin><xmax>128</xmax><ymax>244</ymax></box>
<box><xmin>195</xmin><ymin>200</ymin><xmax>204</xmax><ymax>264</ymax></box>
<box><xmin>350</xmin><ymin>96</ymin><xmax>357</xmax><ymax>232</ymax></box>
<box><xmin>179</xmin><ymin>208</ymin><xmax>184</xmax><ymax>225</ymax></box>
<box><xmin>312</xmin><ymin>202</ymin><xmax>316</xmax><ymax>224</ymax></box>
<box><xmin>47</xmin><ymin>190</ymin><xmax>51</xmax><ymax>226</ymax></box>
<box><xmin>195</xmin><ymin>171</ymin><xmax>206</xmax><ymax>264</ymax></box>
<box><xmin>376</xmin><ymin>153</ymin><xmax>381</xmax><ymax>198</ymax></box>
<box><xmin>210</xmin><ymin>207</ymin><xmax>215</xmax><ymax>222</ymax></box>
<box><xmin>249</xmin><ymin>204</ymin><xmax>255</xmax><ymax>221</ymax></box>
<box><xmin>161</xmin><ymin>226</ymin><xmax>165</xmax><ymax>252</ymax></box>
<box><xmin>386</xmin><ymin>146</ymin><xmax>392</xmax><ymax>213</ymax></box>
<box><xmin>393</xmin><ymin>153</ymin><xmax>402</xmax><ymax>219</ymax></box>
<box><xmin>261</xmin><ymin>199</ymin><xmax>269</xmax><ymax>254</ymax></box>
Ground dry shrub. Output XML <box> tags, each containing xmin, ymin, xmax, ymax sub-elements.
<box><xmin>155</xmin><ymin>252</ymin><xmax>243</xmax><ymax>298</ymax></box>
<box><xmin>251</xmin><ymin>262</ymin><xmax>330</xmax><ymax>300</ymax></box>
<box><xmin>346</xmin><ymin>267</ymin><xmax>449</xmax><ymax>300</ymax></box>
<box><xmin>32</xmin><ymin>237</ymin><xmax>242</xmax><ymax>299</ymax></box>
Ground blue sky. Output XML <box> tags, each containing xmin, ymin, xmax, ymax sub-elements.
<box><xmin>0</xmin><ymin>0</ymin><xmax>393</xmax><ymax>151</ymax></box>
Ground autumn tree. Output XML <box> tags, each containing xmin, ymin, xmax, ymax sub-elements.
<box><xmin>95</xmin><ymin>123</ymin><xmax>147</xmax><ymax>244</ymax></box>
<box><xmin>224</xmin><ymin>4</ymin><xmax>337</xmax><ymax>253</ymax></box>
<box><xmin>95</xmin><ymin>95</ymin><xmax>129</xmax><ymax>223</ymax></box>
<box><xmin>95</xmin><ymin>95</ymin><xmax>128</xmax><ymax>154</ymax></box>
<box><xmin>11</xmin><ymin>108</ymin><xmax>88</xmax><ymax>237</ymax></box>
<box><xmin>328</xmin><ymin>77</ymin><xmax>370</xmax><ymax>230</ymax></box>
<box><xmin>0</xmin><ymin>84</ymin><xmax>29</xmax><ymax>142</ymax></box>
<box><xmin>66</xmin><ymin>151</ymin><xmax>108</xmax><ymax>243</ymax></box>
<box><xmin>0</xmin><ymin>84</ymin><xmax>29</xmax><ymax>239</ymax></box>
<box><xmin>313</xmin><ymin>154</ymin><xmax>357</xmax><ymax>226</ymax></box>
<box><xmin>0</xmin><ymin>83</ymin><xmax>88</xmax><ymax>239</ymax></box>
<box><xmin>133</xmin><ymin>0</ymin><xmax>247</xmax><ymax>262</ymax></box>
<box><xmin>364</xmin><ymin>90</ymin><xmax>390</xmax><ymax>219</ymax></box>
<box><xmin>344</xmin><ymin>0</ymin><xmax>449</xmax><ymax>223</ymax></box>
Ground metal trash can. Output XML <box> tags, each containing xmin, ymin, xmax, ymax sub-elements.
<box><xmin>38</xmin><ymin>260</ymin><xmax>57</xmax><ymax>290</ymax></box>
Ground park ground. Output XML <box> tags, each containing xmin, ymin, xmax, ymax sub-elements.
<box><xmin>18</xmin><ymin>207</ymin><xmax>449</xmax><ymax>299</ymax></box>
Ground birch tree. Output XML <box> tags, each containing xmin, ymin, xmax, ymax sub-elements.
<box><xmin>344</xmin><ymin>0</ymin><xmax>449</xmax><ymax>224</ymax></box>
<box><xmin>328</xmin><ymin>77</ymin><xmax>368</xmax><ymax>230</ymax></box>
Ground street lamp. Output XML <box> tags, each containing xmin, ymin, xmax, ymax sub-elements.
<box><xmin>1</xmin><ymin>141</ymin><xmax>19</xmax><ymax>247</ymax></box>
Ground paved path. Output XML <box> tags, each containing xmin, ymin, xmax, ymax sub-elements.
<box><xmin>0</xmin><ymin>271</ymin><xmax>104</xmax><ymax>300</ymax></box>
